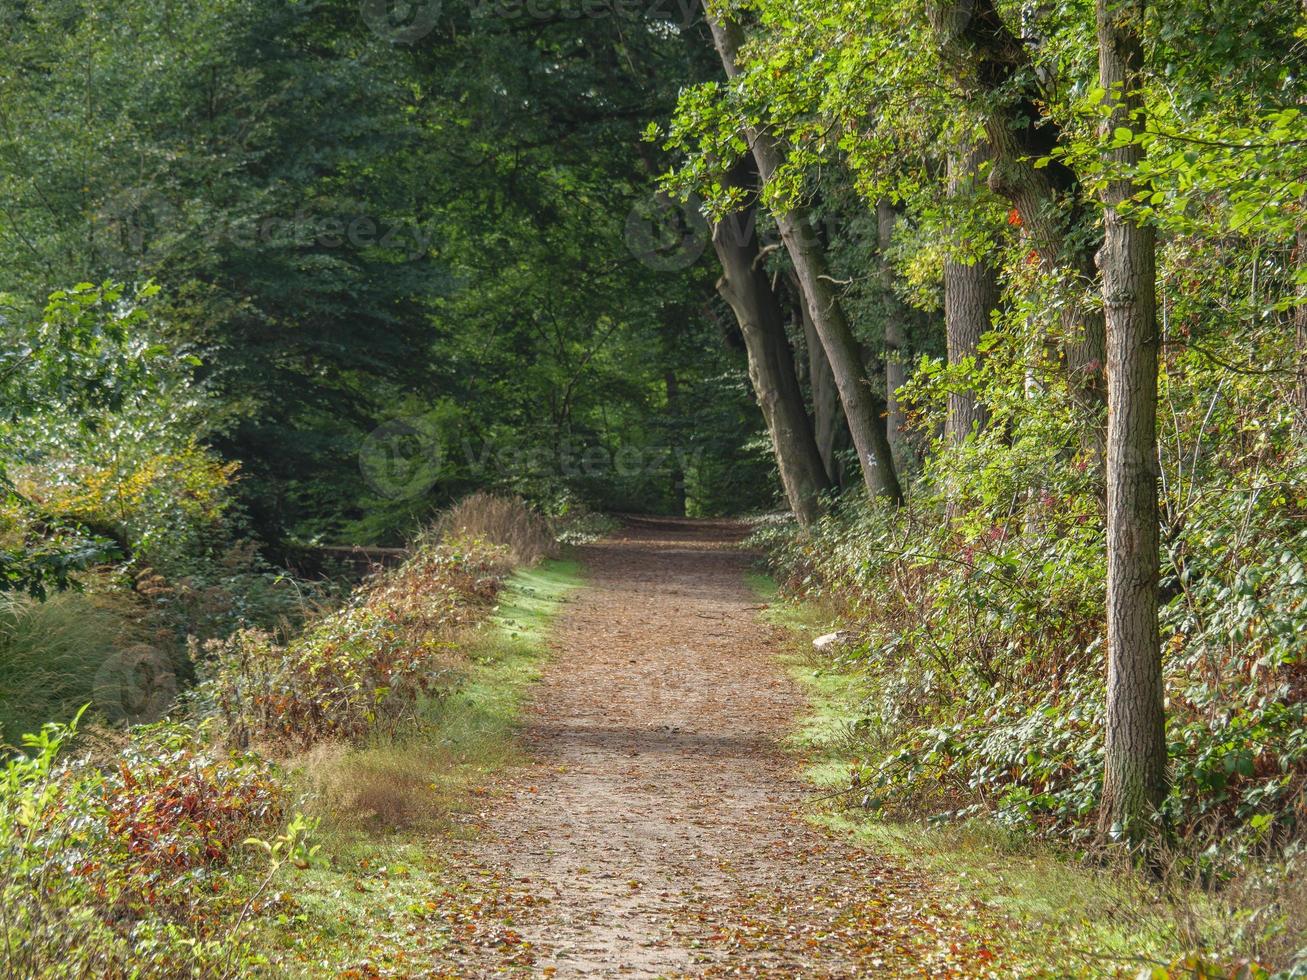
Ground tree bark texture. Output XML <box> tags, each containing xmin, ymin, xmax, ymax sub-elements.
<box><xmin>944</xmin><ymin>147</ymin><xmax>999</xmax><ymax>443</ymax></box>
<box><xmin>876</xmin><ymin>201</ymin><xmax>912</xmax><ymax>463</ymax></box>
<box><xmin>798</xmin><ymin>289</ymin><xmax>850</xmax><ymax>485</ymax></box>
<box><xmin>928</xmin><ymin>0</ymin><xmax>1107</xmax><ymax>434</ymax></box>
<box><xmin>1095</xmin><ymin>0</ymin><xmax>1168</xmax><ymax>840</ymax></box>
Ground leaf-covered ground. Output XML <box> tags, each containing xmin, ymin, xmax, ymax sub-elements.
<box><xmin>400</xmin><ymin>518</ymin><xmax>1009</xmax><ymax>977</ymax></box>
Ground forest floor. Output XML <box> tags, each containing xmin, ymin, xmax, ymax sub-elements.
<box><xmin>421</xmin><ymin>517</ymin><xmax>1005</xmax><ymax>977</ymax></box>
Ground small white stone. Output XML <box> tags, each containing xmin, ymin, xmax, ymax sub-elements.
<box><xmin>812</xmin><ymin>630</ymin><xmax>850</xmax><ymax>652</ymax></box>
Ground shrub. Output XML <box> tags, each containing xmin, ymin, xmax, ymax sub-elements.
<box><xmin>757</xmin><ymin>424</ymin><xmax>1305</xmax><ymax>870</ymax></box>
<box><xmin>0</xmin><ymin>715</ymin><xmax>285</xmax><ymax>978</ymax></box>
<box><xmin>202</xmin><ymin>541</ymin><xmax>509</xmax><ymax>751</ymax></box>
<box><xmin>429</xmin><ymin>492</ymin><xmax>557</xmax><ymax>565</ymax></box>
<box><xmin>553</xmin><ymin>505</ymin><xmax>621</xmax><ymax>545</ymax></box>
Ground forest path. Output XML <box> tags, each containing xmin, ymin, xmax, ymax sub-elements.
<box><xmin>435</xmin><ymin>517</ymin><xmax>999</xmax><ymax>977</ymax></box>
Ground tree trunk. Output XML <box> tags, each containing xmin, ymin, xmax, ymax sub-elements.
<box><xmin>944</xmin><ymin>147</ymin><xmax>999</xmax><ymax>443</ymax></box>
<box><xmin>1095</xmin><ymin>0</ymin><xmax>1167</xmax><ymax>841</ymax></box>
<box><xmin>928</xmin><ymin>0</ymin><xmax>1107</xmax><ymax>438</ymax></box>
<box><xmin>712</xmin><ymin>164</ymin><xmax>832</xmax><ymax>524</ymax></box>
<box><xmin>705</xmin><ymin>5</ymin><xmax>903</xmax><ymax>504</ymax></box>
<box><xmin>799</xmin><ymin>291</ymin><xmax>849</xmax><ymax>485</ymax></box>
<box><xmin>876</xmin><ymin>201</ymin><xmax>911</xmax><ymax>463</ymax></box>
<box><xmin>664</xmin><ymin>369</ymin><xmax>689</xmax><ymax>516</ymax></box>
<box><xmin>1295</xmin><ymin>216</ymin><xmax>1307</xmax><ymax>438</ymax></box>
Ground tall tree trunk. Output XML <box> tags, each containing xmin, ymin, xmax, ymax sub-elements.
<box><xmin>944</xmin><ymin>147</ymin><xmax>999</xmax><ymax>444</ymax></box>
<box><xmin>1096</xmin><ymin>0</ymin><xmax>1167</xmax><ymax>841</ymax></box>
<box><xmin>713</xmin><ymin>164</ymin><xmax>832</xmax><ymax>524</ymax></box>
<box><xmin>664</xmin><ymin>369</ymin><xmax>689</xmax><ymax>516</ymax></box>
<box><xmin>705</xmin><ymin>5</ymin><xmax>904</xmax><ymax>504</ymax></box>
<box><xmin>928</xmin><ymin>0</ymin><xmax>1107</xmax><ymax>439</ymax></box>
<box><xmin>876</xmin><ymin>201</ymin><xmax>911</xmax><ymax>463</ymax></box>
<box><xmin>1295</xmin><ymin>215</ymin><xmax>1307</xmax><ymax>438</ymax></box>
<box><xmin>798</xmin><ymin>291</ymin><xmax>849</xmax><ymax>485</ymax></box>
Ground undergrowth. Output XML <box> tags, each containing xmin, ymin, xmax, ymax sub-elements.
<box><xmin>756</xmin><ymin>576</ymin><xmax>1306</xmax><ymax>977</ymax></box>
<box><xmin>0</xmin><ymin>494</ymin><xmax>570</xmax><ymax>977</ymax></box>
<box><xmin>261</xmin><ymin>557</ymin><xmax>582</xmax><ymax>975</ymax></box>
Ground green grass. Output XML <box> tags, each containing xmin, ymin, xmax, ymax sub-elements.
<box><xmin>746</xmin><ymin>571</ymin><xmax>1208</xmax><ymax>977</ymax></box>
<box><xmin>261</xmin><ymin>558</ymin><xmax>583</xmax><ymax>975</ymax></box>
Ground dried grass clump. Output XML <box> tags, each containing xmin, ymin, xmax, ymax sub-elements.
<box><xmin>431</xmin><ymin>492</ymin><xmax>557</xmax><ymax>565</ymax></box>
<box><xmin>296</xmin><ymin>739</ymin><xmax>451</xmax><ymax>833</ymax></box>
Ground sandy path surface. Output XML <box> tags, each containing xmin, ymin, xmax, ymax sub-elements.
<box><xmin>435</xmin><ymin>517</ymin><xmax>998</xmax><ymax>978</ymax></box>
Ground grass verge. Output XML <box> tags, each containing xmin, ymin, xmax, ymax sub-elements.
<box><xmin>746</xmin><ymin>571</ymin><xmax>1217</xmax><ymax>978</ymax></box>
<box><xmin>262</xmin><ymin>558</ymin><xmax>582</xmax><ymax>976</ymax></box>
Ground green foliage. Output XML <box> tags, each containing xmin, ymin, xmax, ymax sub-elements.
<box><xmin>0</xmin><ymin>713</ymin><xmax>288</xmax><ymax>977</ymax></box>
<box><xmin>0</xmin><ymin>494</ymin><xmax>548</xmax><ymax>975</ymax></box>
<box><xmin>759</xmin><ymin>318</ymin><xmax>1306</xmax><ymax>871</ymax></box>
<box><xmin>0</xmin><ymin>1</ymin><xmax>774</xmax><ymax>541</ymax></box>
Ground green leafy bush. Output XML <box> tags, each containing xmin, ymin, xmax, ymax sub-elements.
<box><xmin>757</xmin><ymin>291</ymin><xmax>1307</xmax><ymax>873</ymax></box>
<box><xmin>0</xmin><ymin>714</ymin><xmax>285</xmax><ymax>977</ymax></box>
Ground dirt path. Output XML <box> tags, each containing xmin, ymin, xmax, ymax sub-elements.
<box><xmin>435</xmin><ymin>518</ymin><xmax>1000</xmax><ymax>977</ymax></box>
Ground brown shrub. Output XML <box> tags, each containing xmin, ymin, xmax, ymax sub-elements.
<box><xmin>429</xmin><ymin>493</ymin><xmax>557</xmax><ymax>565</ymax></box>
<box><xmin>203</xmin><ymin>543</ymin><xmax>505</xmax><ymax>751</ymax></box>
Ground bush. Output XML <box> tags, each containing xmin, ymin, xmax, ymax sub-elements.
<box><xmin>203</xmin><ymin>541</ymin><xmax>509</xmax><ymax>751</ymax></box>
<box><xmin>553</xmin><ymin>504</ymin><xmax>621</xmax><ymax>545</ymax></box>
<box><xmin>429</xmin><ymin>492</ymin><xmax>557</xmax><ymax>565</ymax></box>
<box><xmin>756</xmin><ymin>310</ymin><xmax>1307</xmax><ymax>874</ymax></box>
<box><xmin>0</xmin><ymin>715</ymin><xmax>285</xmax><ymax>978</ymax></box>
<box><xmin>0</xmin><ymin>519</ymin><xmax>519</xmax><ymax>975</ymax></box>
